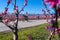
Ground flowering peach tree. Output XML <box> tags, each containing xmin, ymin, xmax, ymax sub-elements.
<box><xmin>42</xmin><ymin>0</ymin><xmax>60</xmax><ymax>40</ymax></box>
<box><xmin>0</xmin><ymin>0</ymin><xmax>28</xmax><ymax>40</ymax></box>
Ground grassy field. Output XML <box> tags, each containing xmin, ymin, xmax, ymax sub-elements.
<box><xmin>0</xmin><ymin>21</ymin><xmax>60</xmax><ymax>40</ymax></box>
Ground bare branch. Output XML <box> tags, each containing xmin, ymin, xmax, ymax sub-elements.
<box><xmin>19</xmin><ymin>6</ymin><xmax>25</xmax><ymax>13</ymax></box>
<box><xmin>2</xmin><ymin>22</ymin><xmax>14</xmax><ymax>30</ymax></box>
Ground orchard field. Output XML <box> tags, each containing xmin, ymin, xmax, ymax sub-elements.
<box><xmin>0</xmin><ymin>21</ymin><xmax>60</xmax><ymax>40</ymax></box>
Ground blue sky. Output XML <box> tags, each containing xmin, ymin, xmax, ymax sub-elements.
<box><xmin>0</xmin><ymin>0</ymin><xmax>54</xmax><ymax>14</ymax></box>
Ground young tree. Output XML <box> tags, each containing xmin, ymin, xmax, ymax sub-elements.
<box><xmin>1</xmin><ymin>0</ymin><xmax>28</xmax><ymax>40</ymax></box>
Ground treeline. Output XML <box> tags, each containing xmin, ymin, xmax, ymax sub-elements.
<box><xmin>0</xmin><ymin>13</ymin><xmax>58</xmax><ymax>21</ymax></box>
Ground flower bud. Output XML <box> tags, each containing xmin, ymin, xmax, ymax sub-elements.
<box><xmin>5</xmin><ymin>7</ymin><xmax>8</xmax><ymax>11</ymax></box>
<box><xmin>24</xmin><ymin>0</ymin><xmax>27</xmax><ymax>6</ymax></box>
<box><xmin>7</xmin><ymin>0</ymin><xmax>11</xmax><ymax>5</ymax></box>
<box><xmin>57</xmin><ymin>28</ymin><xmax>60</xmax><ymax>34</ymax></box>
<box><xmin>3</xmin><ymin>11</ymin><xmax>7</xmax><ymax>15</ymax></box>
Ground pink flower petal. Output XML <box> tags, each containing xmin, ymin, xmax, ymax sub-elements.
<box><xmin>49</xmin><ymin>2</ymin><xmax>55</xmax><ymax>8</ymax></box>
<box><xmin>45</xmin><ymin>0</ymin><xmax>59</xmax><ymax>8</ymax></box>
<box><xmin>58</xmin><ymin>0</ymin><xmax>60</xmax><ymax>6</ymax></box>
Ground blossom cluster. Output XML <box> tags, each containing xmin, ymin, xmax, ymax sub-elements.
<box><xmin>45</xmin><ymin>0</ymin><xmax>60</xmax><ymax>8</ymax></box>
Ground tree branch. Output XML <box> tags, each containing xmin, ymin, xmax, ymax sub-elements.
<box><xmin>2</xmin><ymin>22</ymin><xmax>14</xmax><ymax>30</ymax></box>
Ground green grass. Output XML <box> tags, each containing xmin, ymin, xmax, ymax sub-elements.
<box><xmin>0</xmin><ymin>21</ymin><xmax>60</xmax><ymax>40</ymax></box>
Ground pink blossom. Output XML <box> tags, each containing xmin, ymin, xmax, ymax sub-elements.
<box><xmin>45</xmin><ymin>0</ymin><xmax>59</xmax><ymax>8</ymax></box>
<box><xmin>57</xmin><ymin>28</ymin><xmax>60</xmax><ymax>34</ymax></box>
<box><xmin>45</xmin><ymin>0</ymin><xmax>58</xmax><ymax>3</ymax></box>
<box><xmin>49</xmin><ymin>2</ymin><xmax>55</xmax><ymax>8</ymax></box>
<box><xmin>15</xmin><ymin>6</ymin><xmax>18</xmax><ymax>10</ymax></box>
<box><xmin>58</xmin><ymin>0</ymin><xmax>60</xmax><ymax>6</ymax></box>
<box><xmin>3</xmin><ymin>11</ymin><xmax>7</xmax><ymax>15</ymax></box>
<box><xmin>2</xmin><ymin>19</ymin><xmax>9</xmax><ymax>24</ymax></box>
<box><xmin>46</xmin><ymin>26</ymin><xmax>54</xmax><ymax>32</ymax></box>
<box><xmin>3</xmin><ymin>8</ymin><xmax>8</xmax><ymax>15</ymax></box>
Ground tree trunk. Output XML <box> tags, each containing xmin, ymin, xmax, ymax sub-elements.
<box><xmin>13</xmin><ymin>0</ymin><xmax>18</xmax><ymax>40</ymax></box>
<box><xmin>54</xmin><ymin>5</ymin><xmax>58</xmax><ymax>28</ymax></box>
<box><xmin>13</xmin><ymin>14</ymin><xmax>18</xmax><ymax>40</ymax></box>
<box><xmin>13</xmin><ymin>28</ymin><xmax>18</xmax><ymax>40</ymax></box>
